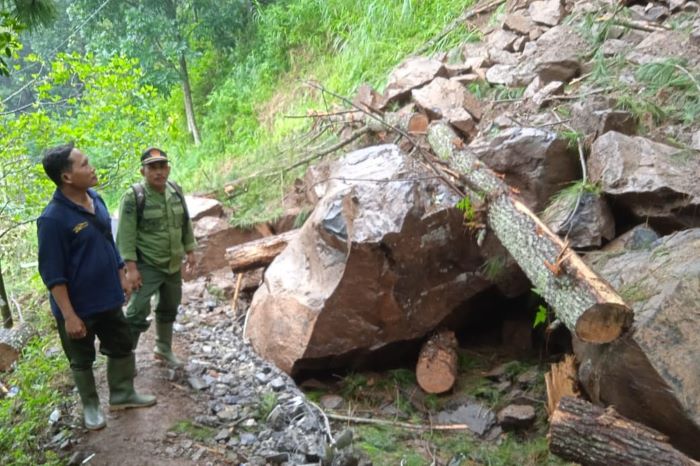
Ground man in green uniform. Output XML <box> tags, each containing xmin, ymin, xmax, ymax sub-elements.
<box><xmin>116</xmin><ymin>147</ymin><xmax>196</xmax><ymax>367</ymax></box>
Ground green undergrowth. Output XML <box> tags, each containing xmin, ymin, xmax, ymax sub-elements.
<box><xmin>168</xmin><ymin>0</ymin><xmax>479</xmax><ymax>226</ymax></box>
<box><xmin>0</xmin><ymin>306</ymin><xmax>70</xmax><ymax>466</ymax></box>
<box><xmin>305</xmin><ymin>350</ymin><xmax>572</xmax><ymax>465</ymax></box>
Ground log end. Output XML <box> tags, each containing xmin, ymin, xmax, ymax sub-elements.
<box><xmin>0</xmin><ymin>343</ymin><xmax>20</xmax><ymax>372</ymax></box>
<box><xmin>575</xmin><ymin>303</ymin><xmax>634</xmax><ymax>344</ymax></box>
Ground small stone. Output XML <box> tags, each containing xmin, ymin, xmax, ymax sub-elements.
<box><xmin>320</xmin><ymin>394</ymin><xmax>345</xmax><ymax>410</ymax></box>
<box><xmin>216</xmin><ymin>406</ymin><xmax>240</xmax><ymax>422</ymax></box>
<box><xmin>214</xmin><ymin>428</ymin><xmax>231</xmax><ymax>442</ymax></box>
<box><xmin>269</xmin><ymin>376</ymin><xmax>286</xmax><ymax>391</ymax></box>
<box><xmin>240</xmin><ymin>432</ymin><xmax>257</xmax><ymax>445</ymax></box>
<box><xmin>188</xmin><ymin>376</ymin><xmax>209</xmax><ymax>391</ymax></box>
<box><xmin>691</xmin><ymin>130</ymin><xmax>700</xmax><ymax>151</ymax></box>
<box><xmin>333</xmin><ymin>429</ymin><xmax>354</xmax><ymax>450</ymax></box>
<box><xmin>191</xmin><ymin>447</ymin><xmax>206</xmax><ymax>461</ymax></box>
<box><xmin>255</xmin><ymin>372</ymin><xmax>269</xmax><ymax>383</ymax></box>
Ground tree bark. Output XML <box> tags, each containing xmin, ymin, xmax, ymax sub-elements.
<box><xmin>0</xmin><ymin>323</ymin><xmax>34</xmax><ymax>371</ymax></box>
<box><xmin>0</xmin><ymin>260</ymin><xmax>12</xmax><ymax>329</ymax></box>
<box><xmin>549</xmin><ymin>397</ymin><xmax>700</xmax><ymax>466</ymax></box>
<box><xmin>179</xmin><ymin>52</ymin><xmax>202</xmax><ymax>146</ymax></box>
<box><xmin>427</xmin><ymin>121</ymin><xmax>633</xmax><ymax>344</ymax></box>
<box><xmin>416</xmin><ymin>329</ymin><xmax>458</xmax><ymax>394</ymax></box>
<box><xmin>226</xmin><ymin>229</ymin><xmax>298</xmax><ymax>273</ymax></box>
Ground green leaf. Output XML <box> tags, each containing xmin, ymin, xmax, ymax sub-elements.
<box><xmin>533</xmin><ymin>305</ymin><xmax>548</xmax><ymax>328</ymax></box>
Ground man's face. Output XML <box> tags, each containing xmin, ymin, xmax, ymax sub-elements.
<box><xmin>141</xmin><ymin>161</ymin><xmax>170</xmax><ymax>192</ymax></box>
<box><xmin>63</xmin><ymin>149</ymin><xmax>98</xmax><ymax>189</ymax></box>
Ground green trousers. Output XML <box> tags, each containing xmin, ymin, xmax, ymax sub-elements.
<box><xmin>125</xmin><ymin>261</ymin><xmax>182</xmax><ymax>334</ymax></box>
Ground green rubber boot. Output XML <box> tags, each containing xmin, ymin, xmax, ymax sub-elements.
<box><xmin>154</xmin><ymin>322</ymin><xmax>184</xmax><ymax>368</ymax></box>
<box><xmin>107</xmin><ymin>354</ymin><xmax>157</xmax><ymax>411</ymax></box>
<box><xmin>72</xmin><ymin>369</ymin><xmax>106</xmax><ymax>430</ymax></box>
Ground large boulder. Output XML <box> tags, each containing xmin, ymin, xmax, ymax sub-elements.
<box><xmin>588</xmin><ymin>131</ymin><xmax>700</xmax><ymax>229</ymax></box>
<box><xmin>468</xmin><ymin>127</ymin><xmax>580</xmax><ymax>212</ymax></box>
<box><xmin>576</xmin><ymin>228</ymin><xmax>700</xmax><ymax>458</ymax></box>
<box><xmin>245</xmin><ymin>145</ymin><xmax>491</xmax><ymax>374</ymax></box>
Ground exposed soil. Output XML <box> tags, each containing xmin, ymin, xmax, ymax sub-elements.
<box><xmin>70</xmin><ymin>328</ymin><xmax>220</xmax><ymax>466</ymax></box>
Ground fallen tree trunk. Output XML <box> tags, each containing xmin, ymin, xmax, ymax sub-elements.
<box><xmin>416</xmin><ymin>329</ymin><xmax>458</xmax><ymax>394</ymax></box>
<box><xmin>549</xmin><ymin>397</ymin><xmax>700</xmax><ymax>466</ymax></box>
<box><xmin>226</xmin><ymin>229</ymin><xmax>298</xmax><ymax>273</ymax></box>
<box><xmin>0</xmin><ymin>323</ymin><xmax>35</xmax><ymax>371</ymax></box>
<box><xmin>427</xmin><ymin>121</ymin><xmax>633</xmax><ymax>344</ymax></box>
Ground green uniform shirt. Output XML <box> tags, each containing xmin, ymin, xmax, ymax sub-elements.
<box><xmin>116</xmin><ymin>182</ymin><xmax>196</xmax><ymax>274</ymax></box>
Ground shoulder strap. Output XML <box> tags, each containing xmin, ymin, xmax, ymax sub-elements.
<box><xmin>167</xmin><ymin>180</ymin><xmax>190</xmax><ymax>221</ymax></box>
<box><xmin>131</xmin><ymin>183</ymin><xmax>146</xmax><ymax>223</ymax></box>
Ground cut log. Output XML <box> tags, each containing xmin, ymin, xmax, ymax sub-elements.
<box><xmin>549</xmin><ymin>397</ymin><xmax>700</xmax><ymax>466</ymax></box>
<box><xmin>544</xmin><ymin>354</ymin><xmax>579</xmax><ymax>416</ymax></box>
<box><xmin>416</xmin><ymin>329</ymin><xmax>458</xmax><ymax>394</ymax></box>
<box><xmin>226</xmin><ymin>229</ymin><xmax>298</xmax><ymax>273</ymax></box>
<box><xmin>427</xmin><ymin>121</ymin><xmax>633</xmax><ymax>344</ymax></box>
<box><xmin>0</xmin><ymin>323</ymin><xmax>35</xmax><ymax>371</ymax></box>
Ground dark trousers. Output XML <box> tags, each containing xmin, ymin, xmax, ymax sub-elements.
<box><xmin>56</xmin><ymin>307</ymin><xmax>133</xmax><ymax>371</ymax></box>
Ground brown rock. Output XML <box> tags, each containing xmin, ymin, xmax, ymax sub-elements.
<box><xmin>353</xmin><ymin>83</ymin><xmax>384</xmax><ymax>112</ymax></box>
<box><xmin>503</xmin><ymin>12</ymin><xmax>536</xmax><ymax>35</ymax></box>
<box><xmin>411</xmin><ymin>77</ymin><xmax>479</xmax><ymax>138</ymax></box>
<box><xmin>245</xmin><ymin>145</ymin><xmax>490</xmax><ymax>374</ymax></box>
<box><xmin>589</xmin><ymin>132</ymin><xmax>700</xmax><ymax>228</ymax></box>
<box><xmin>186</xmin><ymin>216</ymin><xmax>261</xmax><ymax>280</ymax></box>
<box><xmin>533</xmin><ymin>25</ymin><xmax>587</xmax><ymax>83</ymax></box>
<box><xmin>381</xmin><ymin>57</ymin><xmax>447</xmax><ymax>108</ymax></box>
<box><xmin>529</xmin><ymin>0</ymin><xmax>564</xmax><ymax>26</ymax></box>
<box><xmin>487</xmin><ymin>29</ymin><xmax>518</xmax><ymax>52</ymax></box>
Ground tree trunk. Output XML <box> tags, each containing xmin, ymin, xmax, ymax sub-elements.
<box><xmin>179</xmin><ymin>52</ymin><xmax>201</xmax><ymax>146</ymax></box>
<box><xmin>427</xmin><ymin>121</ymin><xmax>633</xmax><ymax>344</ymax></box>
<box><xmin>0</xmin><ymin>323</ymin><xmax>35</xmax><ymax>371</ymax></box>
<box><xmin>416</xmin><ymin>329</ymin><xmax>458</xmax><ymax>394</ymax></box>
<box><xmin>226</xmin><ymin>229</ymin><xmax>298</xmax><ymax>273</ymax></box>
<box><xmin>0</xmin><ymin>261</ymin><xmax>12</xmax><ymax>329</ymax></box>
<box><xmin>549</xmin><ymin>397</ymin><xmax>700</xmax><ymax>466</ymax></box>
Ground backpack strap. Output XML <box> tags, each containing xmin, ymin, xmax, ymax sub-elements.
<box><xmin>131</xmin><ymin>181</ymin><xmax>189</xmax><ymax>226</ymax></box>
<box><xmin>131</xmin><ymin>182</ymin><xmax>146</xmax><ymax>224</ymax></box>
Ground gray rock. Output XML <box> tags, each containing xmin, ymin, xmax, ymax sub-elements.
<box><xmin>470</xmin><ymin>127</ymin><xmax>579</xmax><ymax>212</ymax></box>
<box><xmin>589</xmin><ymin>131</ymin><xmax>700</xmax><ymax>228</ymax></box>
<box><xmin>579</xmin><ymin>229</ymin><xmax>700</xmax><ymax>457</ymax></box>
<box><xmin>436</xmin><ymin>401</ymin><xmax>497</xmax><ymax>436</ymax></box>
<box><xmin>529</xmin><ymin>0</ymin><xmax>564</xmax><ymax>26</ymax></box>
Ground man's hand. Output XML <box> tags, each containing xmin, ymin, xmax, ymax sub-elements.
<box><xmin>120</xmin><ymin>270</ymin><xmax>133</xmax><ymax>301</ymax></box>
<box><xmin>126</xmin><ymin>261</ymin><xmax>142</xmax><ymax>290</ymax></box>
<box><xmin>65</xmin><ymin>315</ymin><xmax>87</xmax><ymax>339</ymax></box>
<box><xmin>185</xmin><ymin>251</ymin><xmax>196</xmax><ymax>274</ymax></box>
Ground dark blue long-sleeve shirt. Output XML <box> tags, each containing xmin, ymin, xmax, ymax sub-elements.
<box><xmin>37</xmin><ymin>188</ymin><xmax>125</xmax><ymax>319</ymax></box>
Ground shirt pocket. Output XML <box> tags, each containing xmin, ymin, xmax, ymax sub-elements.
<box><xmin>142</xmin><ymin>208</ymin><xmax>165</xmax><ymax>232</ymax></box>
<box><xmin>170</xmin><ymin>200</ymin><xmax>185</xmax><ymax>228</ymax></box>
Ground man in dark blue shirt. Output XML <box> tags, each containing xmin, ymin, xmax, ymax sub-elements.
<box><xmin>37</xmin><ymin>142</ymin><xmax>156</xmax><ymax>431</ymax></box>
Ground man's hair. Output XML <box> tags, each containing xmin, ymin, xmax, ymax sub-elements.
<box><xmin>42</xmin><ymin>142</ymin><xmax>75</xmax><ymax>186</ymax></box>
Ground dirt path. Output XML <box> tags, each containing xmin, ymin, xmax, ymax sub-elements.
<box><xmin>72</xmin><ymin>328</ymin><xmax>220</xmax><ymax>466</ymax></box>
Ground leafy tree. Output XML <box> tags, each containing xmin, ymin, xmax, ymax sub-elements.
<box><xmin>0</xmin><ymin>0</ymin><xmax>56</xmax><ymax>75</ymax></box>
<box><xmin>0</xmin><ymin>52</ymin><xmax>164</xmax><ymax>327</ymax></box>
<box><xmin>67</xmin><ymin>0</ymin><xmax>253</xmax><ymax>145</ymax></box>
